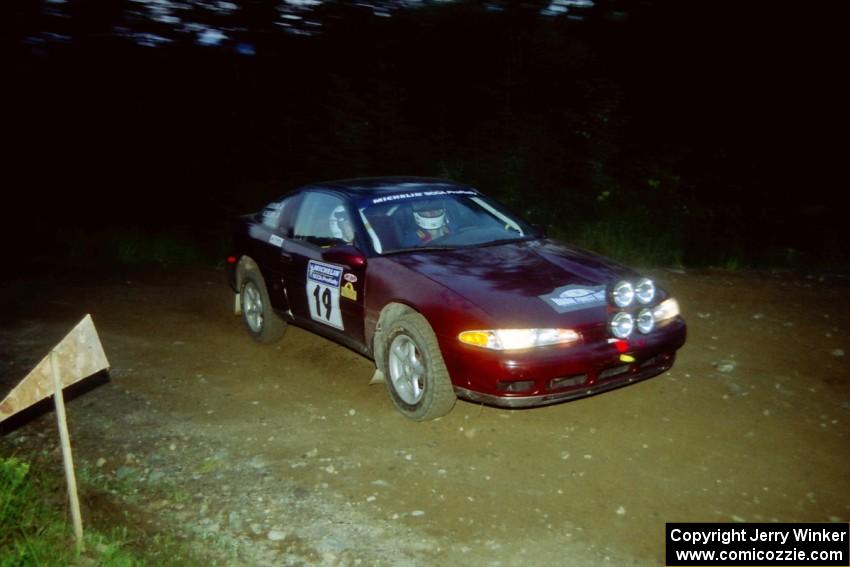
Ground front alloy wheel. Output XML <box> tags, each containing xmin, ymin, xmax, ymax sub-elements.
<box><xmin>383</xmin><ymin>312</ymin><xmax>456</xmax><ymax>421</ymax></box>
<box><xmin>388</xmin><ymin>334</ymin><xmax>426</xmax><ymax>405</ymax></box>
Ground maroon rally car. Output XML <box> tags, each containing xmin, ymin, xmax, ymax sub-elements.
<box><xmin>226</xmin><ymin>177</ymin><xmax>686</xmax><ymax>421</ymax></box>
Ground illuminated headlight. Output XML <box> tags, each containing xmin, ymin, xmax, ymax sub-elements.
<box><xmin>609</xmin><ymin>312</ymin><xmax>634</xmax><ymax>339</ymax></box>
<box><xmin>652</xmin><ymin>298</ymin><xmax>680</xmax><ymax>322</ymax></box>
<box><xmin>458</xmin><ymin>329</ymin><xmax>580</xmax><ymax>351</ymax></box>
<box><xmin>612</xmin><ymin>280</ymin><xmax>634</xmax><ymax>307</ymax></box>
<box><xmin>637</xmin><ymin>308</ymin><xmax>655</xmax><ymax>334</ymax></box>
<box><xmin>635</xmin><ymin>278</ymin><xmax>656</xmax><ymax>304</ymax></box>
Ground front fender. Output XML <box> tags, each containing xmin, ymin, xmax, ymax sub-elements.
<box><xmin>364</xmin><ymin>257</ymin><xmax>494</xmax><ymax>381</ymax></box>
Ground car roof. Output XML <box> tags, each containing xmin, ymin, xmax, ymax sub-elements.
<box><xmin>297</xmin><ymin>176</ymin><xmax>478</xmax><ymax>199</ymax></box>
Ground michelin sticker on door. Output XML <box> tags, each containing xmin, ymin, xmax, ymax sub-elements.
<box><xmin>307</xmin><ymin>260</ymin><xmax>344</xmax><ymax>330</ymax></box>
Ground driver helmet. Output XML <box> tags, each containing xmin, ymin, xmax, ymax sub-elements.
<box><xmin>329</xmin><ymin>205</ymin><xmax>352</xmax><ymax>241</ymax></box>
<box><xmin>413</xmin><ymin>201</ymin><xmax>447</xmax><ymax>231</ymax></box>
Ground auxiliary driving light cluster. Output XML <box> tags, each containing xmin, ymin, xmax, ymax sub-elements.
<box><xmin>608</xmin><ymin>278</ymin><xmax>665</xmax><ymax>339</ymax></box>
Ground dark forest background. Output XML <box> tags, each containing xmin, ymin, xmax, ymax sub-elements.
<box><xmin>3</xmin><ymin>0</ymin><xmax>846</xmax><ymax>271</ymax></box>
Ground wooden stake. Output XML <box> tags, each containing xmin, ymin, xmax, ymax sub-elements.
<box><xmin>50</xmin><ymin>351</ymin><xmax>85</xmax><ymax>554</ymax></box>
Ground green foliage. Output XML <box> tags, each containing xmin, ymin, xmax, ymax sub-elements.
<box><xmin>8</xmin><ymin>0</ymin><xmax>846</xmax><ymax>274</ymax></box>
<box><xmin>565</xmin><ymin>213</ymin><xmax>685</xmax><ymax>268</ymax></box>
<box><xmin>0</xmin><ymin>455</ymin><xmax>209</xmax><ymax>567</ymax></box>
<box><xmin>0</xmin><ymin>457</ymin><xmax>31</xmax><ymax>545</ymax></box>
<box><xmin>111</xmin><ymin>231</ymin><xmax>198</xmax><ymax>267</ymax></box>
<box><xmin>1</xmin><ymin>455</ymin><xmax>60</xmax><ymax>566</ymax></box>
<box><xmin>64</xmin><ymin>227</ymin><xmax>226</xmax><ymax>268</ymax></box>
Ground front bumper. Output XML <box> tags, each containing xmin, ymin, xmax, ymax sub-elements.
<box><xmin>442</xmin><ymin>317</ymin><xmax>686</xmax><ymax>408</ymax></box>
<box><xmin>454</xmin><ymin>351</ymin><xmax>676</xmax><ymax>408</ymax></box>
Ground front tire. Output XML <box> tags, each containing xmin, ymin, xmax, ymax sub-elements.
<box><xmin>383</xmin><ymin>313</ymin><xmax>456</xmax><ymax>421</ymax></box>
<box><xmin>240</xmin><ymin>269</ymin><xmax>286</xmax><ymax>344</ymax></box>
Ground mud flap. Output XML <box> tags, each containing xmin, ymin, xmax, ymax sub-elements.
<box><xmin>369</xmin><ymin>368</ymin><xmax>385</xmax><ymax>385</ymax></box>
<box><xmin>234</xmin><ymin>293</ymin><xmax>242</xmax><ymax>316</ymax></box>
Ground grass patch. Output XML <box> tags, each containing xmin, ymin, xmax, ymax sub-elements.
<box><xmin>1</xmin><ymin>455</ymin><xmax>139</xmax><ymax>566</ymax></box>
<box><xmin>0</xmin><ymin>455</ymin><xmax>215</xmax><ymax>566</ymax></box>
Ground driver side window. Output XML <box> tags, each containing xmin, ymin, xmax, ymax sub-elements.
<box><xmin>293</xmin><ymin>193</ymin><xmax>348</xmax><ymax>247</ymax></box>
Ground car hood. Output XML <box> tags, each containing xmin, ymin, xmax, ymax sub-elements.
<box><xmin>388</xmin><ymin>239</ymin><xmax>636</xmax><ymax>327</ymax></box>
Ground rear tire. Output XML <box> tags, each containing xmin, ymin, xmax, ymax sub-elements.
<box><xmin>240</xmin><ymin>269</ymin><xmax>286</xmax><ymax>344</ymax></box>
<box><xmin>383</xmin><ymin>312</ymin><xmax>456</xmax><ymax>421</ymax></box>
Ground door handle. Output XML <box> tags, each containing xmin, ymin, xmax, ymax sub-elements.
<box><xmin>280</xmin><ymin>251</ymin><xmax>294</xmax><ymax>263</ymax></box>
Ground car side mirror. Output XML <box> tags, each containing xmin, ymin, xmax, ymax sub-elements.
<box><xmin>323</xmin><ymin>244</ymin><xmax>367</xmax><ymax>268</ymax></box>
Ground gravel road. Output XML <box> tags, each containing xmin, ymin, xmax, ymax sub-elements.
<box><xmin>1</xmin><ymin>266</ymin><xmax>848</xmax><ymax>566</ymax></box>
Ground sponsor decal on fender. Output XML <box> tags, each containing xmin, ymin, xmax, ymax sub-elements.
<box><xmin>341</xmin><ymin>282</ymin><xmax>358</xmax><ymax>301</ymax></box>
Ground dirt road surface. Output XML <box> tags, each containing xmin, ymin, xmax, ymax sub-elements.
<box><xmin>1</xmin><ymin>266</ymin><xmax>848</xmax><ymax>566</ymax></box>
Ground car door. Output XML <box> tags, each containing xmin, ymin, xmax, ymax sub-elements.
<box><xmin>279</xmin><ymin>191</ymin><xmax>368</xmax><ymax>351</ymax></box>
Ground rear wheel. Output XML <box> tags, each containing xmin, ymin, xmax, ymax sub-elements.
<box><xmin>383</xmin><ymin>313</ymin><xmax>456</xmax><ymax>421</ymax></box>
<box><xmin>240</xmin><ymin>269</ymin><xmax>286</xmax><ymax>343</ymax></box>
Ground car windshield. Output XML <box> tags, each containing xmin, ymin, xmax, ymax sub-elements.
<box><xmin>356</xmin><ymin>191</ymin><xmax>536</xmax><ymax>254</ymax></box>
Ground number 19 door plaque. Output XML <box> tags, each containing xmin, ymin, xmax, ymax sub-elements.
<box><xmin>306</xmin><ymin>260</ymin><xmax>344</xmax><ymax>330</ymax></box>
